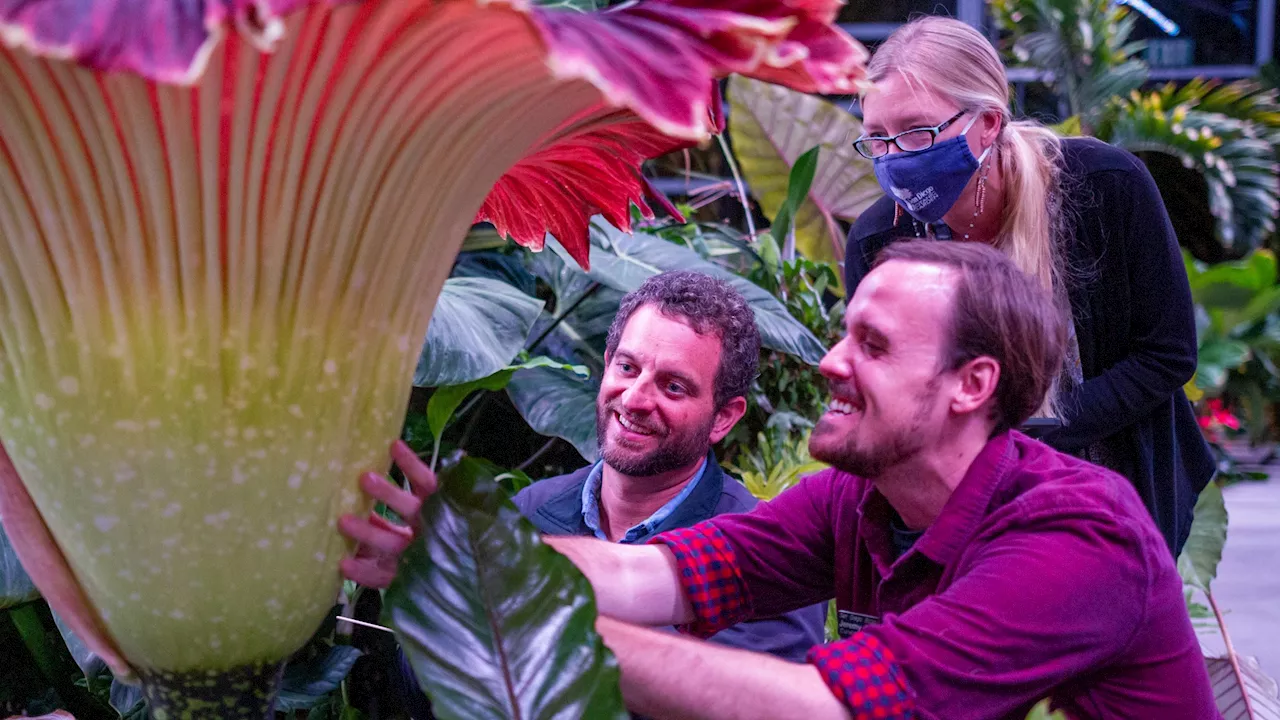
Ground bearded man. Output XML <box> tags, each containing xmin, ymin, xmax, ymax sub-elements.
<box><xmin>510</xmin><ymin>271</ymin><xmax>825</xmax><ymax>662</ymax></box>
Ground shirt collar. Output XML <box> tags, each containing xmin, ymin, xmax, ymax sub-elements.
<box><xmin>581</xmin><ymin>457</ymin><xmax>710</xmax><ymax>544</ymax></box>
<box><xmin>915</xmin><ymin>432</ymin><xmax>1016</xmax><ymax>566</ymax></box>
<box><xmin>857</xmin><ymin>432</ymin><xmax>1017</xmax><ymax>571</ymax></box>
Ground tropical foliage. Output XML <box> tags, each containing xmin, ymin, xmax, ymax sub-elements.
<box><xmin>990</xmin><ymin>0</ymin><xmax>1280</xmax><ymax>258</ymax></box>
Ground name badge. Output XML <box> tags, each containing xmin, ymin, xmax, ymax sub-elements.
<box><xmin>837</xmin><ymin>610</ymin><xmax>881</xmax><ymax>639</ymax></box>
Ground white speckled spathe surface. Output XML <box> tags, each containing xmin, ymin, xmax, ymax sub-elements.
<box><xmin>0</xmin><ymin>336</ymin><xmax>409</xmax><ymax>669</ymax></box>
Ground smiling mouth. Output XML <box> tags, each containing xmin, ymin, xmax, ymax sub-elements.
<box><xmin>827</xmin><ymin>396</ymin><xmax>863</xmax><ymax>415</ymax></box>
<box><xmin>616</xmin><ymin>412</ymin><xmax>658</xmax><ymax>436</ymax></box>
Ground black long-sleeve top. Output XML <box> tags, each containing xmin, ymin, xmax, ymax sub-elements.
<box><xmin>844</xmin><ymin>136</ymin><xmax>1215</xmax><ymax>557</ymax></box>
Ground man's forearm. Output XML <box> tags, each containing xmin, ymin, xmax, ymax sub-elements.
<box><xmin>544</xmin><ymin>535</ymin><xmax>694</xmax><ymax>626</ymax></box>
<box><xmin>597</xmin><ymin>616</ymin><xmax>852</xmax><ymax>720</ymax></box>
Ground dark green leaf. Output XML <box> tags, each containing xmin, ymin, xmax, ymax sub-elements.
<box><xmin>0</xmin><ymin>525</ymin><xmax>38</xmax><ymax>609</ymax></box>
<box><xmin>415</xmin><ymin>277</ymin><xmax>546</xmax><ymax>388</ymax></box>
<box><xmin>427</xmin><ymin>358</ymin><xmax>588</xmax><ymax>441</ymax></box>
<box><xmin>428</xmin><ymin>374</ymin><xmax>515</xmax><ymax>446</ymax></box>
<box><xmin>385</xmin><ymin>457</ymin><xmax>627</xmax><ymax>720</ymax></box>
<box><xmin>461</xmin><ymin>457</ymin><xmax>535</xmax><ymax>498</ymax></box>
<box><xmin>452</xmin><ymin>252</ymin><xmax>539</xmax><ymax>297</ymax></box>
<box><xmin>770</xmin><ymin>146</ymin><xmax>821</xmax><ymax>247</ymax></box>
<box><xmin>554</xmin><ymin>222</ymin><xmax>828</xmax><ymax>365</ymax></box>
<box><xmin>307</xmin><ymin>697</ymin><xmax>335</xmax><ymax>720</ymax></box>
<box><xmin>1177</xmin><ymin>482</ymin><xmax>1228</xmax><ymax>593</ymax></box>
<box><xmin>1196</xmin><ymin>340</ymin><xmax>1252</xmax><ymax>392</ymax></box>
<box><xmin>276</xmin><ymin>645</ymin><xmax>364</xmax><ymax>711</ymax></box>
<box><xmin>1189</xmin><ymin>251</ymin><xmax>1278</xmax><ymax>307</ymax></box>
<box><xmin>507</xmin><ymin>366</ymin><xmax>601</xmax><ymax>463</ymax></box>
<box><xmin>114</xmin><ymin>684</ymin><xmax>147</xmax><ymax>719</ymax></box>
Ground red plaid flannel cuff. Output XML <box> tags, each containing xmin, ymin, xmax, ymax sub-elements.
<box><xmin>808</xmin><ymin>633</ymin><xmax>916</xmax><ymax>718</ymax></box>
<box><xmin>648</xmin><ymin>522</ymin><xmax>752</xmax><ymax>638</ymax></box>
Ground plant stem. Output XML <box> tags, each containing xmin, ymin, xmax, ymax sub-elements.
<box><xmin>9</xmin><ymin>604</ymin><xmax>58</xmax><ymax>683</ymax></box>
<box><xmin>430</xmin><ymin>434</ymin><xmax>443</xmax><ymax>474</ymax></box>
<box><xmin>456</xmin><ymin>394</ymin><xmax>491</xmax><ymax>450</ymax></box>
<box><xmin>527</xmin><ymin>282</ymin><xmax>602</xmax><ymax>353</ymax></box>
<box><xmin>516</xmin><ymin>438</ymin><xmax>558</xmax><ymax>472</ymax></box>
<box><xmin>716</xmin><ymin>133</ymin><xmax>758</xmax><ymax>240</ymax></box>
<box><xmin>1208</xmin><ymin>588</ymin><xmax>1257</xmax><ymax>719</ymax></box>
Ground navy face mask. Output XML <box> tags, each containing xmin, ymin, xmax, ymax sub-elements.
<box><xmin>871</xmin><ymin>113</ymin><xmax>991</xmax><ymax>225</ymax></box>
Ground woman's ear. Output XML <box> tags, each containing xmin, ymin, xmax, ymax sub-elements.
<box><xmin>981</xmin><ymin>109</ymin><xmax>1003</xmax><ymax>149</ymax></box>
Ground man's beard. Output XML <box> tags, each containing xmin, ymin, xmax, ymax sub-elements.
<box><xmin>810</xmin><ymin>381</ymin><xmax>938</xmax><ymax>479</ymax></box>
<box><xmin>596</xmin><ymin>400</ymin><xmax>712</xmax><ymax>477</ymax></box>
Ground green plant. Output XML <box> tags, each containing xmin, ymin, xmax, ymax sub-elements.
<box><xmin>726</xmin><ymin>424</ymin><xmax>826</xmax><ymax>502</ymax></box>
<box><xmin>991</xmin><ymin>0</ymin><xmax>1280</xmax><ymax>256</ymax></box>
<box><xmin>1185</xmin><ymin>249</ymin><xmax>1280</xmax><ymax>440</ymax></box>
<box><xmin>385</xmin><ymin>456</ymin><xmax>628</xmax><ymax>720</ymax></box>
<box><xmin>720</xmin><ymin>236</ymin><xmax>846</xmax><ymax>467</ymax></box>
<box><xmin>991</xmin><ymin>0</ymin><xmax>1148</xmax><ymax>131</ymax></box>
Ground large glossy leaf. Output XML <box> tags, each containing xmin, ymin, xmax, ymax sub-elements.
<box><xmin>525</xmin><ymin>249</ymin><xmax>621</xmax><ymax>372</ymax></box>
<box><xmin>507</xmin><ymin>366</ymin><xmax>601</xmax><ymax>463</ymax></box>
<box><xmin>1195</xmin><ymin>340</ymin><xmax>1252</xmax><ymax>393</ymax></box>
<box><xmin>428</xmin><ymin>358</ymin><xmax>589</xmax><ymax>443</ymax></box>
<box><xmin>276</xmin><ymin>645</ymin><xmax>364</xmax><ymax>712</ymax></box>
<box><xmin>0</xmin><ymin>525</ymin><xmax>38</xmax><ymax>608</ymax></box>
<box><xmin>726</xmin><ymin>75</ymin><xmax>882</xmax><ymax>263</ymax></box>
<box><xmin>1108</xmin><ymin>97</ymin><xmax>1280</xmax><ymax>253</ymax></box>
<box><xmin>1186</xmin><ymin>250</ymin><xmax>1278</xmax><ymax>308</ymax></box>
<box><xmin>554</xmin><ymin>222</ymin><xmax>828</xmax><ymax>365</ymax></box>
<box><xmin>414</xmin><ymin>277</ymin><xmax>546</xmax><ymax>388</ymax></box>
<box><xmin>385</xmin><ymin>457</ymin><xmax>626</xmax><ymax>720</ymax></box>
<box><xmin>1177</xmin><ymin>481</ymin><xmax>1227</xmax><ymax>593</ymax></box>
<box><xmin>452</xmin><ymin>251</ymin><xmax>540</xmax><ymax>297</ymax></box>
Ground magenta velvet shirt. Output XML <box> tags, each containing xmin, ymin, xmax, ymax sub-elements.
<box><xmin>652</xmin><ymin>431</ymin><xmax>1219</xmax><ymax>719</ymax></box>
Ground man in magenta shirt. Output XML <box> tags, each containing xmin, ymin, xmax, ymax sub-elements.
<box><xmin>343</xmin><ymin>241</ymin><xmax>1219</xmax><ymax>719</ymax></box>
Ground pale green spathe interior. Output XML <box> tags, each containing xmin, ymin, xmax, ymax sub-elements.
<box><xmin>0</xmin><ymin>0</ymin><xmax>603</xmax><ymax>673</ymax></box>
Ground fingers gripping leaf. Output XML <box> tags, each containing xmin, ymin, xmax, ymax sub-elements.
<box><xmin>385</xmin><ymin>457</ymin><xmax>627</xmax><ymax>720</ymax></box>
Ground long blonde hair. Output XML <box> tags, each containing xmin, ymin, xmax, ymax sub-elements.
<box><xmin>866</xmin><ymin>17</ymin><xmax>1068</xmax><ymax>297</ymax></box>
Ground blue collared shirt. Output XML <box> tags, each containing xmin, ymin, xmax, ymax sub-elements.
<box><xmin>580</xmin><ymin>458</ymin><xmax>709</xmax><ymax>543</ymax></box>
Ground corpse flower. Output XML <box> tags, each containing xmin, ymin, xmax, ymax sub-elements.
<box><xmin>0</xmin><ymin>0</ymin><xmax>866</xmax><ymax>715</ymax></box>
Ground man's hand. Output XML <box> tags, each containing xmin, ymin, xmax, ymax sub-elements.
<box><xmin>338</xmin><ymin>439</ymin><xmax>438</xmax><ymax>589</ymax></box>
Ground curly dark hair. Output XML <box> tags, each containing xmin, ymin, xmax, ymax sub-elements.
<box><xmin>605</xmin><ymin>271</ymin><xmax>760</xmax><ymax>409</ymax></box>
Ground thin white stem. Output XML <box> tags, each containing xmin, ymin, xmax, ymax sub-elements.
<box><xmin>336</xmin><ymin>616</ymin><xmax>394</xmax><ymax>634</ymax></box>
<box><xmin>715</xmin><ymin>133</ymin><xmax>757</xmax><ymax>240</ymax></box>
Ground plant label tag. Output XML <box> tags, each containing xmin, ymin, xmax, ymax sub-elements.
<box><xmin>837</xmin><ymin>610</ymin><xmax>881</xmax><ymax>639</ymax></box>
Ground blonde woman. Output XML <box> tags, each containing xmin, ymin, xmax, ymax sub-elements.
<box><xmin>845</xmin><ymin>16</ymin><xmax>1213</xmax><ymax>557</ymax></box>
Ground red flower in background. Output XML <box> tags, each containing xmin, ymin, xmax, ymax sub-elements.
<box><xmin>1199</xmin><ymin>398</ymin><xmax>1242</xmax><ymax>439</ymax></box>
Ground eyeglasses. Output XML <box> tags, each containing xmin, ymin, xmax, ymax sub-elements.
<box><xmin>853</xmin><ymin>110</ymin><xmax>968</xmax><ymax>159</ymax></box>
